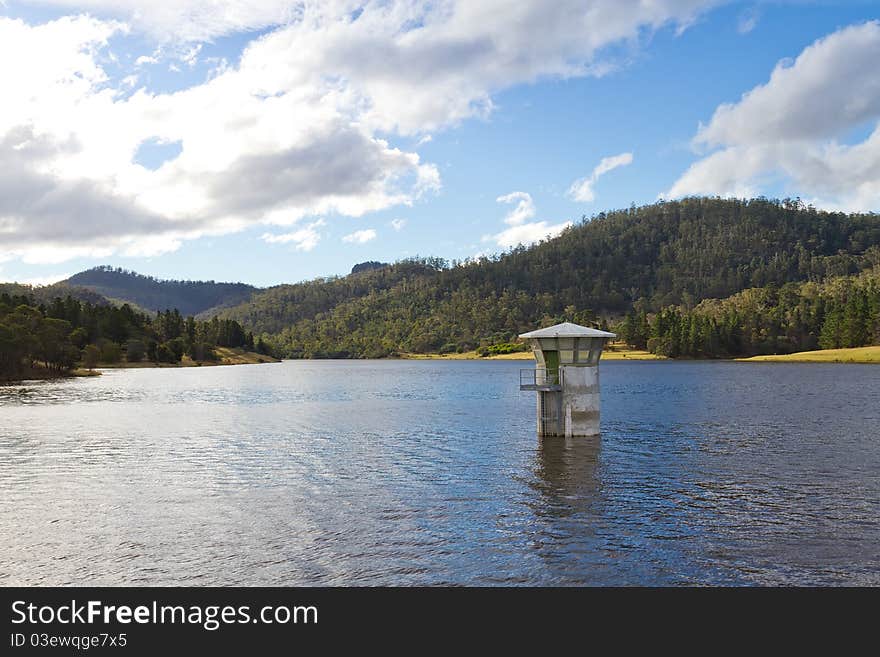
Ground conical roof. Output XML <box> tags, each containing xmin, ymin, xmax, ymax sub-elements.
<box><xmin>519</xmin><ymin>322</ymin><xmax>616</xmax><ymax>339</ymax></box>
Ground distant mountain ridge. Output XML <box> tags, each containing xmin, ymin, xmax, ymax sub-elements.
<box><xmin>64</xmin><ymin>266</ymin><xmax>257</xmax><ymax>316</ymax></box>
<box><xmin>0</xmin><ymin>281</ymin><xmax>109</xmax><ymax>307</ymax></box>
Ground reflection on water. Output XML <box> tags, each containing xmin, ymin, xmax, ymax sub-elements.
<box><xmin>532</xmin><ymin>437</ymin><xmax>601</xmax><ymax>518</ymax></box>
<box><xmin>1</xmin><ymin>360</ymin><xmax>878</xmax><ymax>585</ymax></box>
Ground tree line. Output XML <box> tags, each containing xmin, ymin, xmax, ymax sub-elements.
<box><xmin>615</xmin><ymin>267</ymin><xmax>880</xmax><ymax>358</ymax></box>
<box><xmin>0</xmin><ymin>293</ymin><xmax>267</xmax><ymax>381</ymax></box>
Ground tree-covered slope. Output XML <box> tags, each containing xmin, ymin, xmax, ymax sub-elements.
<box><xmin>65</xmin><ymin>266</ymin><xmax>257</xmax><ymax>316</ymax></box>
<box><xmin>0</xmin><ymin>290</ymin><xmax>266</xmax><ymax>381</ymax></box>
<box><xmin>213</xmin><ymin>258</ymin><xmax>447</xmax><ymax>335</ymax></box>
<box><xmin>617</xmin><ymin>266</ymin><xmax>880</xmax><ymax>358</ymax></box>
<box><xmin>216</xmin><ymin>197</ymin><xmax>880</xmax><ymax>357</ymax></box>
<box><xmin>0</xmin><ymin>282</ymin><xmax>109</xmax><ymax>307</ymax></box>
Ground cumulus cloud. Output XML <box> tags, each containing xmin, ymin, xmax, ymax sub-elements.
<box><xmin>11</xmin><ymin>272</ymin><xmax>73</xmax><ymax>286</ymax></box>
<box><xmin>246</xmin><ymin>0</ymin><xmax>712</xmax><ymax>135</ymax></box>
<box><xmin>491</xmin><ymin>221</ymin><xmax>573</xmax><ymax>248</ymax></box>
<box><xmin>496</xmin><ymin>191</ymin><xmax>536</xmax><ymax>226</ymax></box>
<box><xmin>19</xmin><ymin>0</ymin><xmax>303</xmax><ymax>42</ymax></box>
<box><xmin>0</xmin><ymin>1</ymin><xmax>715</xmax><ymax>265</ymax></box>
<box><xmin>261</xmin><ymin>219</ymin><xmax>326</xmax><ymax>252</ymax></box>
<box><xmin>488</xmin><ymin>192</ymin><xmax>571</xmax><ymax>248</ymax></box>
<box><xmin>667</xmin><ymin>21</ymin><xmax>880</xmax><ymax>211</ymax></box>
<box><xmin>0</xmin><ymin>126</ymin><xmax>200</xmax><ymax>263</ymax></box>
<box><xmin>696</xmin><ymin>22</ymin><xmax>880</xmax><ymax>147</ymax></box>
<box><xmin>342</xmin><ymin>228</ymin><xmax>378</xmax><ymax>244</ymax></box>
<box><xmin>200</xmin><ymin>125</ymin><xmax>426</xmax><ymax>221</ymax></box>
<box><xmin>0</xmin><ymin>13</ymin><xmax>438</xmax><ymax>263</ymax></box>
<box><xmin>390</xmin><ymin>218</ymin><xmax>407</xmax><ymax>231</ymax></box>
<box><xmin>567</xmin><ymin>152</ymin><xmax>633</xmax><ymax>202</ymax></box>
<box><xmin>29</xmin><ymin>0</ymin><xmax>715</xmax><ymax>54</ymax></box>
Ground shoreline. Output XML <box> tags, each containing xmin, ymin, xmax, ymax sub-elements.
<box><xmin>398</xmin><ymin>346</ymin><xmax>666</xmax><ymax>361</ymax></box>
<box><xmin>1</xmin><ymin>367</ymin><xmax>101</xmax><ymax>385</ymax></box>
<box><xmin>1</xmin><ymin>348</ymin><xmax>280</xmax><ymax>384</ymax></box>
<box><xmin>6</xmin><ymin>345</ymin><xmax>877</xmax><ymax>384</ymax></box>
<box><xmin>736</xmin><ymin>345</ymin><xmax>880</xmax><ymax>364</ymax></box>
<box><xmin>400</xmin><ymin>344</ymin><xmax>880</xmax><ymax>364</ymax></box>
<box><xmin>97</xmin><ymin>347</ymin><xmax>281</xmax><ymax>370</ymax></box>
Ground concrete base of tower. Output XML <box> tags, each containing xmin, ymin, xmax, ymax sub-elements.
<box><xmin>560</xmin><ymin>365</ymin><xmax>600</xmax><ymax>437</ymax></box>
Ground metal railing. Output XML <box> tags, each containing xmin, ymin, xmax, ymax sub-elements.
<box><xmin>519</xmin><ymin>368</ymin><xmax>562</xmax><ymax>390</ymax></box>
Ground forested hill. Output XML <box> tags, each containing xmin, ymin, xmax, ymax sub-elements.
<box><xmin>618</xmin><ymin>265</ymin><xmax>880</xmax><ymax>358</ymax></box>
<box><xmin>0</xmin><ymin>291</ymin><xmax>268</xmax><ymax>381</ymax></box>
<box><xmin>0</xmin><ymin>282</ymin><xmax>109</xmax><ymax>307</ymax></box>
<box><xmin>64</xmin><ymin>267</ymin><xmax>257</xmax><ymax>316</ymax></box>
<box><xmin>215</xmin><ymin>197</ymin><xmax>880</xmax><ymax>358</ymax></box>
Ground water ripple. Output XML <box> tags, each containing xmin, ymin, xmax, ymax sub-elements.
<box><xmin>1</xmin><ymin>360</ymin><xmax>878</xmax><ymax>585</ymax></box>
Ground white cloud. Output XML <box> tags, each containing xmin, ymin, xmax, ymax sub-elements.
<box><xmin>261</xmin><ymin>220</ymin><xmax>325</xmax><ymax>252</ymax></box>
<box><xmin>12</xmin><ymin>1</ymin><xmax>717</xmax><ymax>130</ymax></box>
<box><xmin>0</xmin><ymin>125</ymin><xmax>197</xmax><ymax>262</ymax></box>
<box><xmin>416</xmin><ymin>135</ymin><xmax>433</xmax><ymax>146</ymax></box>
<box><xmin>496</xmin><ymin>191</ymin><xmax>536</xmax><ymax>226</ymax></box>
<box><xmin>20</xmin><ymin>0</ymin><xmax>303</xmax><ymax>42</ymax></box>
<box><xmin>342</xmin><ymin>228</ymin><xmax>378</xmax><ymax>244</ymax></box>
<box><xmin>0</xmin><ymin>14</ymin><xmax>438</xmax><ymax>263</ymax></box>
<box><xmin>390</xmin><ymin>218</ymin><xmax>407</xmax><ymax>231</ymax></box>
<box><xmin>19</xmin><ymin>246</ymin><xmax>117</xmax><ymax>266</ymax></box>
<box><xmin>488</xmin><ymin>192</ymin><xmax>571</xmax><ymax>248</ymax></box>
<box><xmin>667</xmin><ymin>21</ymin><xmax>880</xmax><ymax>212</ymax></box>
<box><xmin>246</xmin><ymin>0</ymin><xmax>712</xmax><ymax>135</ymax></box>
<box><xmin>567</xmin><ymin>152</ymin><xmax>633</xmax><ymax>202</ymax></box>
<box><xmin>0</xmin><ymin>1</ymin><xmax>715</xmax><ymax>265</ymax></box>
<box><xmin>491</xmin><ymin>221</ymin><xmax>573</xmax><ymax>248</ymax></box>
<box><xmin>29</xmin><ymin>0</ymin><xmax>715</xmax><ymax>53</ymax></box>
<box><xmin>11</xmin><ymin>272</ymin><xmax>73</xmax><ymax>286</ymax></box>
<box><xmin>696</xmin><ymin>22</ymin><xmax>880</xmax><ymax>147</ymax></box>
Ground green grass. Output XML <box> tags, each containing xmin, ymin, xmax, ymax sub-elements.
<box><xmin>401</xmin><ymin>344</ymin><xmax>666</xmax><ymax>361</ymax></box>
<box><xmin>738</xmin><ymin>345</ymin><xmax>880</xmax><ymax>363</ymax></box>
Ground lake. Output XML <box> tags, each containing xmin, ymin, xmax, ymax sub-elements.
<box><xmin>1</xmin><ymin>360</ymin><xmax>878</xmax><ymax>586</ymax></box>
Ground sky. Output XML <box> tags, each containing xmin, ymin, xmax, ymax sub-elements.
<box><xmin>0</xmin><ymin>0</ymin><xmax>878</xmax><ymax>287</ymax></box>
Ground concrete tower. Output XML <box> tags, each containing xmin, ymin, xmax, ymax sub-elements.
<box><xmin>519</xmin><ymin>322</ymin><xmax>616</xmax><ymax>437</ymax></box>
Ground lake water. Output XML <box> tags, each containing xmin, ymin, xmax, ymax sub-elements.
<box><xmin>1</xmin><ymin>360</ymin><xmax>878</xmax><ymax>586</ymax></box>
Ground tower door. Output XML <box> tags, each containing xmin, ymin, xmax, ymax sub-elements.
<box><xmin>544</xmin><ymin>351</ymin><xmax>559</xmax><ymax>372</ymax></box>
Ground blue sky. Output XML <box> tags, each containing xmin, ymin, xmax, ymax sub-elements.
<box><xmin>1</xmin><ymin>1</ymin><xmax>878</xmax><ymax>286</ymax></box>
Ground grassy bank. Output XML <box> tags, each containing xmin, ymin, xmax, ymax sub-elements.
<box><xmin>600</xmin><ymin>347</ymin><xmax>667</xmax><ymax>360</ymax></box>
<box><xmin>400</xmin><ymin>344</ymin><xmax>666</xmax><ymax>361</ymax></box>
<box><xmin>737</xmin><ymin>345</ymin><xmax>880</xmax><ymax>364</ymax></box>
